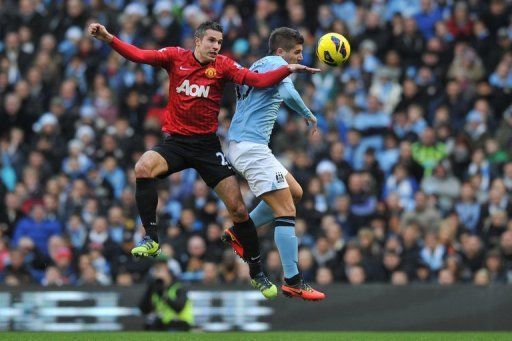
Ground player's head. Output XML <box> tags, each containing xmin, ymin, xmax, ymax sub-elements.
<box><xmin>268</xmin><ymin>27</ymin><xmax>304</xmax><ymax>64</ymax></box>
<box><xmin>194</xmin><ymin>21</ymin><xmax>223</xmax><ymax>63</ymax></box>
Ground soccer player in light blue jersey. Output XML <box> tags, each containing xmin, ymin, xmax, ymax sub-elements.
<box><xmin>222</xmin><ymin>28</ymin><xmax>325</xmax><ymax>301</ymax></box>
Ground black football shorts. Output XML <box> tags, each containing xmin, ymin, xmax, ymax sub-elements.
<box><xmin>152</xmin><ymin>133</ymin><xmax>235</xmax><ymax>188</ymax></box>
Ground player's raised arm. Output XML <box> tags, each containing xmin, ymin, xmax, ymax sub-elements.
<box><xmin>243</xmin><ymin>64</ymin><xmax>321</xmax><ymax>88</ymax></box>
<box><xmin>278</xmin><ymin>81</ymin><xmax>318</xmax><ymax>134</ymax></box>
<box><xmin>88</xmin><ymin>23</ymin><xmax>169</xmax><ymax>67</ymax></box>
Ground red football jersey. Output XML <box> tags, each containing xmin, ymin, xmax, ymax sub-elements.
<box><xmin>154</xmin><ymin>47</ymin><xmax>249</xmax><ymax>135</ymax></box>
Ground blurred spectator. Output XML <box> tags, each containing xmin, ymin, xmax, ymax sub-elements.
<box><xmin>12</xmin><ymin>203</ymin><xmax>61</xmax><ymax>257</ymax></box>
<box><xmin>421</xmin><ymin>160</ymin><xmax>461</xmax><ymax>213</ymax></box>
<box><xmin>0</xmin><ymin>191</ymin><xmax>24</xmax><ymax>238</ymax></box>
<box><xmin>316</xmin><ymin>266</ymin><xmax>334</xmax><ymax>286</ymax></box>
<box><xmin>347</xmin><ymin>265</ymin><xmax>366</xmax><ymax>285</ymax></box>
<box><xmin>383</xmin><ymin>163</ymin><xmax>417</xmax><ymax>211</ymax></box>
<box><xmin>0</xmin><ymin>248</ymin><xmax>35</xmax><ymax>285</ymax></box>
<box><xmin>139</xmin><ymin>260</ymin><xmax>193</xmax><ymax>331</ymax></box>
<box><xmin>438</xmin><ymin>268</ymin><xmax>456</xmax><ymax>285</ymax></box>
<box><xmin>420</xmin><ymin>230</ymin><xmax>446</xmax><ymax>273</ymax></box>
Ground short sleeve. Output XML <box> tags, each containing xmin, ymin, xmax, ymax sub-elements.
<box><xmin>222</xmin><ymin>57</ymin><xmax>250</xmax><ymax>84</ymax></box>
<box><xmin>265</xmin><ymin>56</ymin><xmax>292</xmax><ymax>84</ymax></box>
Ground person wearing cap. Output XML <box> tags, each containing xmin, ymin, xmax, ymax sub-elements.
<box><xmin>369</xmin><ymin>67</ymin><xmax>402</xmax><ymax>114</ymax></box>
<box><xmin>139</xmin><ymin>260</ymin><xmax>194</xmax><ymax>331</ymax></box>
<box><xmin>33</xmin><ymin>112</ymin><xmax>58</xmax><ymax>134</ymax></box>
<box><xmin>58</xmin><ymin>26</ymin><xmax>83</xmax><ymax>63</ymax></box>
<box><xmin>51</xmin><ymin>246</ymin><xmax>77</xmax><ymax>285</ymax></box>
<box><xmin>62</xmin><ymin>138</ymin><xmax>93</xmax><ymax>178</ymax></box>
<box><xmin>316</xmin><ymin>159</ymin><xmax>346</xmax><ymax>206</ymax></box>
<box><xmin>152</xmin><ymin>0</ymin><xmax>182</xmax><ymax>46</ymax></box>
<box><xmin>32</xmin><ymin>112</ymin><xmax>67</xmax><ymax>172</ymax></box>
<box><xmin>359</xmin><ymin>39</ymin><xmax>380</xmax><ymax>74</ymax></box>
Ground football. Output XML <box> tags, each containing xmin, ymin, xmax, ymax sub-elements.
<box><xmin>316</xmin><ymin>32</ymin><xmax>351</xmax><ymax>66</ymax></box>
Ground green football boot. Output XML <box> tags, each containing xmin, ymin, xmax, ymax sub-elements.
<box><xmin>131</xmin><ymin>236</ymin><xmax>161</xmax><ymax>258</ymax></box>
<box><xmin>250</xmin><ymin>272</ymin><xmax>278</xmax><ymax>299</ymax></box>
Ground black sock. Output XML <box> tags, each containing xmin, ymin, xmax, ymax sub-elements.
<box><xmin>136</xmin><ymin>178</ymin><xmax>159</xmax><ymax>242</ymax></box>
<box><xmin>248</xmin><ymin>262</ymin><xmax>263</xmax><ymax>279</ymax></box>
<box><xmin>285</xmin><ymin>273</ymin><xmax>301</xmax><ymax>286</ymax></box>
<box><xmin>232</xmin><ymin>218</ymin><xmax>260</xmax><ymax>261</ymax></box>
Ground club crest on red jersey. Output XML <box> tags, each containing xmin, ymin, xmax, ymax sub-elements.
<box><xmin>205</xmin><ymin>67</ymin><xmax>217</xmax><ymax>79</ymax></box>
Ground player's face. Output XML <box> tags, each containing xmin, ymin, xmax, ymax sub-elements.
<box><xmin>281</xmin><ymin>44</ymin><xmax>303</xmax><ymax>64</ymax></box>
<box><xmin>195</xmin><ymin>29</ymin><xmax>223</xmax><ymax>63</ymax></box>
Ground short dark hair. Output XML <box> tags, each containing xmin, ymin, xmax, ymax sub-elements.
<box><xmin>194</xmin><ymin>21</ymin><xmax>223</xmax><ymax>39</ymax></box>
<box><xmin>268</xmin><ymin>27</ymin><xmax>304</xmax><ymax>54</ymax></box>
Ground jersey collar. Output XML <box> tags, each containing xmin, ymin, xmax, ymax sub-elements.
<box><xmin>192</xmin><ymin>49</ymin><xmax>211</xmax><ymax>67</ymax></box>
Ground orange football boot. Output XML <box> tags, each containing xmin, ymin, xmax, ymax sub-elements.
<box><xmin>281</xmin><ymin>282</ymin><xmax>326</xmax><ymax>301</ymax></box>
<box><xmin>221</xmin><ymin>227</ymin><xmax>246</xmax><ymax>260</ymax></box>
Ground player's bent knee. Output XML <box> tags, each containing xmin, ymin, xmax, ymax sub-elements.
<box><xmin>228</xmin><ymin>201</ymin><xmax>249</xmax><ymax>221</ymax></box>
<box><xmin>134</xmin><ymin>159</ymin><xmax>153</xmax><ymax>178</ymax></box>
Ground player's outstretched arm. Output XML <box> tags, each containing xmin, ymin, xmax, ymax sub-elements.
<box><xmin>244</xmin><ymin>65</ymin><xmax>321</xmax><ymax>88</ymax></box>
<box><xmin>287</xmin><ymin>64</ymin><xmax>322</xmax><ymax>74</ymax></box>
<box><xmin>278</xmin><ymin>82</ymin><xmax>318</xmax><ymax>135</ymax></box>
<box><xmin>89</xmin><ymin>23</ymin><xmax>164</xmax><ymax>66</ymax></box>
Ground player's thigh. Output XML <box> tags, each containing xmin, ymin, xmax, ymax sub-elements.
<box><xmin>134</xmin><ymin>151</ymin><xmax>169</xmax><ymax>178</ymax></box>
<box><xmin>285</xmin><ymin>172</ymin><xmax>303</xmax><ymax>203</ymax></box>
<box><xmin>148</xmin><ymin>138</ymin><xmax>189</xmax><ymax>178</ymax></box>
<box><xmin>229</xmin><ymin>141</ymin><xmax>289</xmax><ymax>198</ymax></box>
<box><xmin>192</xmin><ymin>140</ymin><xmax>236</xmax><ymax>189</ymax></box>
<box><xmin>260</xmin><ymin>187</ymin><xmax>296</xmax><ymax>217</ymax></box>
<box><xmin>213</xmin><ymin>175</ymin><xmax>247</xmax><ymax>219</ymax></box>
<box><xmin>190</xmin><ymin>139</ymin><xmax>247</xmax><ymax>220</ymax></box>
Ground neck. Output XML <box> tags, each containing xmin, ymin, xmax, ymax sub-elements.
<box><xmin>193</xmin><ymin>49</ymin><xmax>209</xmax><ymax>65</ymax></box>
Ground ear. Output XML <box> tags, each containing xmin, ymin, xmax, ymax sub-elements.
<box><xmin>275</xmin><ymin>47</ymin><xmax>284</xmax><ymax>56</ymax></box>
<box><xmin>195</xmin><ymin>36</ymin><xmax>201</xmax><ymax>47</ymax></box>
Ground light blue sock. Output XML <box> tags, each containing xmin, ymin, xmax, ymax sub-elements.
<box><xmin>249</xmin><ymin>200</ymin><xmax>274</xmax><ymax>228</ymax></box>
<box><xmin>274</xmin><ymin>217</ymin><xmax>299</xmax><ymax>279</ymax></box>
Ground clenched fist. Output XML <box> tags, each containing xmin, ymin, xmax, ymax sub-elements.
<box><xmin>88</xmin><ymin>23</ymin><xmax>113</xmax><ymax>43</ymax></box>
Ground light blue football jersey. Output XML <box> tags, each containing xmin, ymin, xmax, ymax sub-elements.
<box><xmin>228</xmin><ymin>56</ymin><xmax>292</xmax><ymax>145</ymax></box>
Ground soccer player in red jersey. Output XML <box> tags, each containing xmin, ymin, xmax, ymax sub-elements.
<box><xmin>88</xmin><ymin>21</ymin><xmax>319</xmax><ymax>298</ymax></box>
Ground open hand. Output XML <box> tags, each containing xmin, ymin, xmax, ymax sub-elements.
<box><xmin>305</xmin><ymin>115</ymin><xmax>318</xmax><ymax>135</ymax></box>
<box><xmin>288</xmin><ymin>64</ymin><xmax>322</xmax><ymax>74</ymax></box>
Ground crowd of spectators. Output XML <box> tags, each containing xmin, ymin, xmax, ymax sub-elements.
<box><xmin>1</xmin><ymin>0</ymin><xmax>512</xmax><ymax>288</ymax></box>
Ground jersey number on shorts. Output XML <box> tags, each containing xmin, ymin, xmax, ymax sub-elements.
<box><xmin>216</xmin><ymin>152</ymin><xmax>232</xmax><ymax>169</ymax></box>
